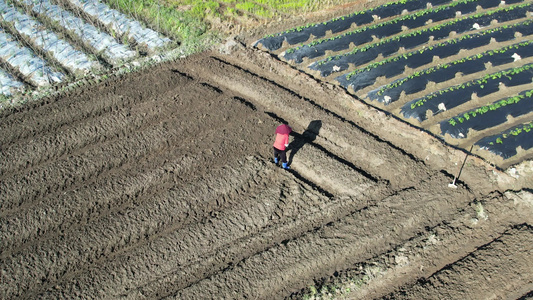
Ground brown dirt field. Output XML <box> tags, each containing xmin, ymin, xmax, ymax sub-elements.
<box><xmin>1</xmin><ymin>3</ymin><xmax>533</xmax><ymax>300</ymax></box>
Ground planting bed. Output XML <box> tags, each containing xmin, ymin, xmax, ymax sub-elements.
<box><xmin>1</xmin><ymin>0</ymin><xmax>533</xmax><ymax>299</ymax></box>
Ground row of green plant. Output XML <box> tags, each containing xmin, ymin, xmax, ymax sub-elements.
<box><xmin>342</xmin><ymin>19</ymin><xmax>533</xmax><ymax>80</ymax></box>
<box><xmin>377</xmin><ymin>40</ymin><xmax>533</xmax><ymax>96</ymax></box>
<box><xmin>448</xmin><ymin>89</ymin><xmax>533</xmax><ymax>126</ymax></box>
<box><xmin>285</xmin><ymin>0</ymin><xmax>495</xmax><ymax>54</ymax></box>
<box><xmin>488</xmin><ymin>122</ymin><xmax>533</xmax><ymax>145</ymax></box>
<box><xmin>411</xmin><ymin>64</ymin><xmax>533</xmax><ymax>109</ymax></box>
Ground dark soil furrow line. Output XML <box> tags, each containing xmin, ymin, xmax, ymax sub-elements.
<box><xmin>0</xmin><ymin>158</ymin><xmax>269</xmax><ymax>299</ymax></box>
<box><xmin>34</xmin><ymin>171</ymin><xmax>387</xmax><ymax>299</ymax></box>
<box><xmin>164</xmin><ymin>174</ymin><xmax>473</xmax><ymax>299</ymax></box>
<box><xmin>384</xmin><ymin>224</ymin><xmax>533</xmax><ymax>300</ymax></box>
<box><xmin>0</xmin><ymin>97</ymin><xmax>176</xmax><ymax>177</ymax></box>
<box><xmin>185</xmin><ymin>56</ymin><xmax>429</xmax><ymax>189</ymax></box>
<box><xmin>0</xmin><ymin>87</ymin><xmax>261</xmax><ymax>253</ymax></box>
<box><xmin>0</xmin><ymin>68</ymin><xmax>189</xmax><ymax>145</ymax></box>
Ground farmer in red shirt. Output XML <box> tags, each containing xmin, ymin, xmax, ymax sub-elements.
<box><xmin>273</xmin><ymin>123</ymin><xmax>292</xmax><ymax>169</ymax></box>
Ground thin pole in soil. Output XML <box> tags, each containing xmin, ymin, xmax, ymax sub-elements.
<box><xmin>449</xmin><ymin>144</ymin><xmax>474</xmax><ymax>188</ymax></box>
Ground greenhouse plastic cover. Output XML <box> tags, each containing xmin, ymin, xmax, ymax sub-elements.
<box><xmin>69</xmin><ymin>0</ymin><xmax>171</xmax><ymax>50</ymax></box>
<box><xmin>20</xmin><ymin>0</ymin><xmax>136</xmax><ymax>65</ymax></box>
<box><xmin>0</xmin><ymin>1</ymin><xmax>99</xmax><ymax>74</ymax></box>
<box><xmin>0</xmin><ymin>27</ymin><xmax>64</xmax><ymax>86</ymax></box>
<box><xmin>0</xmin><ymin>67</ymin><xmax>24</xmax><ymax>96</ymax></box>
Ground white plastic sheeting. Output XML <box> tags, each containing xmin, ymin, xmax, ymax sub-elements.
<box><xmin>68</xmin><ymin>0</ymin><xmax>171</xmax><ymax>51</ymax></box>
<box><xmin>0</xmin><ymin>1</ymin><xmax>99</xmax><ymax>75</ymax></box>
<box><xmin>0</xmin><ymin>27</ymin><xmax>64</xmax><ymax>86</ymax></box>
<box><xmin>19</xmin><ymin>0</ymin><xmax>136</xmax><ymax>65</ymax></box>
<box><xmin>0</xmin><ymin>67</ymin><xmax>24</xmax><ymax>95</ymax></box>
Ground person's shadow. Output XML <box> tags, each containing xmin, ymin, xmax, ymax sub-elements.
<box><xmin>288</xmin><ymin>120</ymin><xmax>322</xmax><ymax>166</ymax></box>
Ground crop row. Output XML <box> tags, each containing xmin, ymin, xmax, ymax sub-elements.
<box><xmin>282</xmin><ymin>0</ymin><xmax>512</xmax><ymax>63</ymax></box>
<box><xmin>0</xmin><ymin>27</ymin><xmax>65</xmax><ymax>86</ymax></box>
<box><xmin>67</xmin><ymin>0</ymin><xmax>171</xmax><ymax>51</ymax></box>
<box><xmin>315</xmin><ymin>2</ymin><xmax>532</xmax><ymax>79</ymax></box>
<box><xmin>476</xmin><ymin>121</ymin><xmax>533</xmax><ymax>158</ymax></box>
<box><xmin>367</xmin><ymin>40</ymin><xmax>533</xmax><ymax>104</ymax></box>
<box><xmin>255</xmin><ymin>0</ymin><xmax>455</xmax><ymax>51</ymax></box>
<box><xmin>401</xmin><ymin>63</ymin><xmax>533</xmax><ymax>122</ymax></box>
<box><xmin>0</xmin><ymin>0</ymin><xmax>100</xmax><ymax>76</ymax></box>
<box><xmin>440</xmin><ymin>89</ymin><xmax>533</xmax><ymax>139</ymax></box>
<box><xmin>332</xmin><ymin>20</ymin><xmax>533</xmax><ymax>92</ymax></box>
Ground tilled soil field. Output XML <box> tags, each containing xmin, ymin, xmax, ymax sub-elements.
<box><xmin>1</xmin><ymin>42</ymin><xmax>532</xmax><ymax>299</ymax></box>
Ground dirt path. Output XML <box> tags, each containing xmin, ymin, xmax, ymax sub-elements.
<box><xmin>1</xmin><ymin>43</ymin><xmax>532</xmax><ymax>299</ymax></box>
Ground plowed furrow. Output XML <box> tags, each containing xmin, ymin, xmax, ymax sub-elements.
<box><xmin>34</xmin><ymin>172</ymin><xmax>387</xmax><ymax>299</ymax></box>
<box><xmin>0</xmin><ymin>97</ymin><xmax>175</xmax><ymax>177</ymax></box>
<box><xmin>0</xmin><ymin>69</ymin><xmax>187</xmax><ymax>145</ymax></box>
<box><xmin>0</xmin><ymin>117</ymin><xmax>184</xmax><ymax>213</ymax></box>
<box><xmin>0</xmin><ymin>158</ymin><xmax>269</xmax><ymax>299</ymax></box>
<box><xmin>289</xmin><ymin>142</ymin><xmax>377</xmax><ymax>196</ymax></box>
<box><xmin>0</xmin><ymin>90</ymin><xmax>264</xmax><ymax>254</ymax></box>
<box><xmin>164</xmin><ymin>174</ymin><xmax>472</xmax><ymax>299</ymax></box>
<box><xmin>0</xmin><ymin>92</ymin><xmax>128</xmax><ymax>145</ymax></box>
<box><xmin>182</xmin><ymin>56</ymin><xmax>429</xmax><ymax>189</ymax></box>
<box><xmin>331</xmin><ymin>190</ymin><xmax>532</xmax><ymax>299</ymax></box>
<box><xmin>385</xmin><ymin>225</ymin><xmax>533</xmax><ymax>300</ymax></box>
<box><xmin>0</xmin><ymin>83</ymin><xmax>229</xmax><ymax>214</ymax></box>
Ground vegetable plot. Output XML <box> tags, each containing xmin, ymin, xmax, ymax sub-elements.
<box><xmin>0</xmin><ymin>27</ymin><xmax>64</xmax><ymax>86</ymax></box>
<box><xmin>282</xmin><ymin>0</ymin><xmax>510</xmax><ymax>64</ymax></box>
<box><xmin>255</xmin><ymin>0</ymin><xmax>533</xmax><ymax>167</ymax></box>
<box><xmin>317</xmin><ymin>3</ymin><xmax>531</xmax><ymax>79</ymax></box>
<box><xmin>369</xmin><ymin>41</ymin><xmax>533</xmax><ymax>106</ymax></box>
<box><xmin>440</xmin><ymin>89</ymin><xmax>533</xmax><ymax>139</ymax></box>
<box><xmin>334</xmin><ymin>20</ymin><xmax>533</xmax><ymax>91</ymax></box>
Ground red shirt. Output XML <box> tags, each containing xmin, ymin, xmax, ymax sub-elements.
<box><xmin>273</xmin><ymin>133</ymin><xmax>289</xmax><ymax>150</ymax></box>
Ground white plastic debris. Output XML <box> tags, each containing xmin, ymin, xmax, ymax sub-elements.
<box><xmin>473</xmin><ymin>23</ymin><xmax>481</xmax><ymax>30</ymax></box>
<box><xmin>438</xmin><ymin>102</ymin><xmax>447</xmax><ymax>111</ymax></box>
<box><xmin>512</xmin><ymin>53</ymin><xmax>522</xmax><ymax>61</ymax></box>
<box><xmin>384</xmin><ymin>95</ymin><xmax>392</xmax><ymax>104</ymax></box>
<box><xmin>332</xmin><ymin>65</ymin><xmax>341</xmax><ymax>72</ymax></box>
<box><xmin>0</xmin><ymin>67</ymin><xmax>24</xmax><ymax>95</ymax></box>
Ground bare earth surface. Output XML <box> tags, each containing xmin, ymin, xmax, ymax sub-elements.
<box><xmin>1</xmin><ymin>5</ymin><xmax>533</xmax><ymax>299</ymax></box>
